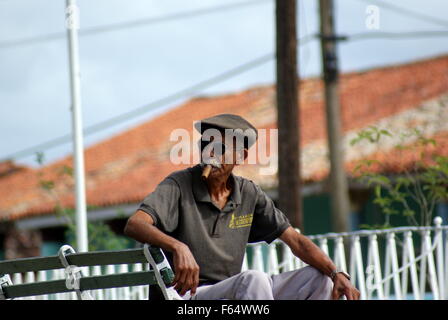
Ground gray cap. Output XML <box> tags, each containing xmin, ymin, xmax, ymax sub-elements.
<box><xmin>194</xmin><ymin>114</ymin><xmax>258</xmax><ymax>148</ymax></box>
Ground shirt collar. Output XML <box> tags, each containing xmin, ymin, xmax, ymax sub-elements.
<box><xmin>191</xmin><ymin>164</ymin><xmax>241</xmax><ymax>205</ymax></box>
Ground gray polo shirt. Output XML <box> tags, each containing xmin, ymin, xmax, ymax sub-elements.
<box><xmin>138</xmin><ymin>164</ymin><xmax>290</xmax><ymax>285</ymax></box>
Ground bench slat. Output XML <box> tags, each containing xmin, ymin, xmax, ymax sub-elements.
<box><xmin>0</xmin><ymin>249</ymin><xmax>147</xmax><ymax>274</ymax></box>
<box><xmin>0</xmin><ymin>256</ymin><xmax>60</xmax><ymax>275</ymax></box>
<box><xmin>68</xmin><ymin>249</ymin><xmax>147</xmax><ymax>267</ymax></box>
<box><xmin>81</xmin><ymin>270</ymin><xmax>157</xmax><ymax>291</ymax></box>
<box><xmin>4</xmin><ymin>279</ymin><xmax>71</xmax><ymax>298</ymax></box>
<box><xmin>3</xmin><ymin>271</ymin><xmax>157</xmax><ymax>299</ymax></box>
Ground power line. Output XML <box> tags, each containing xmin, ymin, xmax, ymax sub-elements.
<box><xmin>355</xmin><ymin>0</ymin><xmax>448</xmax><ymax>29</ymax></box>
<box><xmin>0</xmin><ymin>0</ymin><xmax>272</xmax><ymax>49</ymax></box>
<box><xmin>1</xmin><ymin>34</ymin><xmax>316</xmax><ymax>162</ymax></box>
<box><xmin>4</xmin><ymin>27</ymin><xmax>446</xmax><ymax>162</ymax></box>
<box><xmin>346</xmin><ymin>31</ymin><xmax>448</xmax><ymax>41</ymax></box>
<box><xmin>0</xmin><ymin>55</ymin><xmax>273</xmax><ymax>162</ymax></box>
<box><xmin>315</xmin><ymin>30</ymin><xmax>448</xmax><ymax>43</ymax></box>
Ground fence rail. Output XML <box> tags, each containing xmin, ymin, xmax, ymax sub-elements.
<box><xmin>2</xmin><ymin>217</ymin><xmax>447</xmax><ymax>300</ymax></box>
<box><xmin>244</xmin><ymin>216</ymin><xmax>448</xmax><ymax>300</ymax></box>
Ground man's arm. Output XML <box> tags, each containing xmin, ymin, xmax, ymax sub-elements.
<box><xmin>279</xmin><ymin>226</ymin><xmax>360</xmax><ymax>300</ymax></box>
<box><xmin>124</xmin><ymin>210</ymin><xmax>200</xmax><ymax>296</ymax></box>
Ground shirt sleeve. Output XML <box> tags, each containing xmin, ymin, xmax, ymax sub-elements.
<box><xmin>137</xmin><ymin>177</ymin><xmax>180</xmax><ymax>234</ymax></box>
<box><xmin>248</xmin><ymin>183</ymin><xmax>291</xmax><ymax>244</ymax></box>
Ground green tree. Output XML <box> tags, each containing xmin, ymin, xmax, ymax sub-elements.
<box><xmin>36</xmin><ymin>152</ymin><xmax>132</xmax><ymax>251</ymax></box>
<box><xmin>350</xmin><ymin>127</ymin><xmax>448</xmax><ymax>228</ymax></box>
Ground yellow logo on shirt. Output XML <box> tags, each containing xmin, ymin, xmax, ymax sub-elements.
<box><xmin>229</xmin><ymin>213</ymin><xmax>253</xmax><ymax>229</ymax></box>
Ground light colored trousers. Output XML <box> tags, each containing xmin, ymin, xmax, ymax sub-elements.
<box><xmin>183</xmin><ymin>266</ymin><xmax>333</xmax><ymax>300</ymax></box>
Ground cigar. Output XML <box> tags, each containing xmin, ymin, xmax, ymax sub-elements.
<box><xmin>201</xmin><ymin>164</ymin><xmax>213</xmax><ymax>180</ymax></box>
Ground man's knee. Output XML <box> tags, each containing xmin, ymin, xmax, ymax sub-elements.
<box><xmin>304</xmin><ymin>266</ymin><xmax>333</xmax><ymax>295</ymax></box>
<box><xmin>235</xmin><ymin>270</ymin><xmax>273</xmax><ymax>299</ymax></box>
<box><xmin>239</xmin><ymin>270</ymin><xmax>272</xmax><ymax>285</ymax></box>
<box><xmin>321</xmin><ymin>273</ymin><xmax>334</xmax><ymax>295</ymax></box>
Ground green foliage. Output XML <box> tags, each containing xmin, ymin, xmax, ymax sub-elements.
<box><xmin>359</xmin><ymin>223</ymin><xmax>393</xmax><ymax>230</ymax></box>
<box><xmin>35</xmin><ymin>151</ymin><xmax>132</xmax><ymax>252</ymax></box>
<box><xmin>350</xmin><ymin>126</ymin><xmax>392</xmax><ymax>146</ymax></box>
<box><xmin>58</xmin><ymin>165</ymin><xmax>74</xmax><ymax>178</ymax></box>
<box><xmin>35</xmin><ymin>151</ymin><xmax>45</xmax><ymax>166</ymax></box>
<box><xmin>64</xmin><ymin>217</ymin><xmax>132</xmax><ymax>252</ymax></box>
<box><xmin>352</xmin><ymin>127</ymin><xmax>448</xmax><ymax>227</ymax></box>
<box><xmin>39</xmin><ymin>180</ymin><xmax>55</xmax><ymax>191</ymax></box>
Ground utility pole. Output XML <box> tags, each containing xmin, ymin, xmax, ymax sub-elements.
<box><xmin>275</xmin><ymin>0</ymin><xmax>303</xmax><ymax>230</ymax></box>
<box><xmin>66</xmin><ymin>0</ymin><xmax>88</xmax><ymax>252</ymax></box>
<box><xmin>318</xmin><ymin>0</ymin><xmax>351</xmax><ymax>233</ymax></box>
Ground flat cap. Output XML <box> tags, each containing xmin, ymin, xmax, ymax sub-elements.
<box><xmin>194</xmin><ymin>113</ymin><xmax>258</xmax><ymax>148</ymax></box>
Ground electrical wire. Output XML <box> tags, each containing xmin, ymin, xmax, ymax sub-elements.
<box><xmin>0</xmin><ymin>34</ymin><xmax>317</xmax><ymax>162</ymax></box>
<box><xmin>354</xmin><ymin>0</ymin><xmax>448</xmax><ymax>29</ymax></box>
<box><xmin>346</xmin><ymin>31</ymin><xmax>448</xmax><ymax>41</ymax></box>
<box><xmin>0</xmin><ymin>0</ymin><xmax>272</xmax><ymax>49</ymax></box>
<box><xmin>4</xmin><ymin>27</ymin><xmax>447</xmax><ymax>161</ymax></box>
<box><xmin>0</xmin><ymin>55</ymin><xmax>274</xmax><ymax>162</ymax></box>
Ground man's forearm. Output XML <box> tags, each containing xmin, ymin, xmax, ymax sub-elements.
<box><xmin>124</xmin><ymin>210</ymin><xmax>201</xmax><ymax>295</ymax></box>
<box><xmin>293</xmin><ymin>236</ymin><xmax>337</xmax><ymax>277</ymax></box>
<box><xmin>280</xmin><ymin>227</ymin><xmax>336</xmax><ymax>277</ymax></box>
<box><xmin>124</xmin><ymin>210</ymin><xmax>183</xmax><ymax>253</ymax></box>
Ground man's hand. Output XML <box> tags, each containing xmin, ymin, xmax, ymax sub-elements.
<box><xmin>171</xmin><ymin>242</ymin><xmax>200</xmax><ymax>297</ymax></box>
<box><xmin>331</xmin><ymin>273</ymin><xmax>361</xmax><ymax>300</ymax></box>
<box><xmin>124</xmin><ymin>211</ymin><xmax>200</xmax><ymax>297</ymax></box>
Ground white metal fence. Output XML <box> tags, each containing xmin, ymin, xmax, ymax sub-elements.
<box><xmin>244</xmin><ymin>216</ymin><xmax>448</xmax><ymax>300</ymax></box>
<box><xmin>5</xmin><ymin>217</ymin><xmax>447</xmax><ymax>300</ymax></box>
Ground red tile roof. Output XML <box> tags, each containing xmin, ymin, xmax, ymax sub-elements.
<box><xmin>1</xmin><ymin>54</ymin><xmax>448</xmax><ymax>221</ymax></box>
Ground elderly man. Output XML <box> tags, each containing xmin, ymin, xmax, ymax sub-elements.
<box><xmin>124</xmin><ymin>114</ymin><xmax>360</xmax><ymax>300</ymax></box>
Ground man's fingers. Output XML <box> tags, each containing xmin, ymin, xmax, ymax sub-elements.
<box><xmin>180</xmin><ymin>273</ymin><xmax>194</xmax><ymax>296</ymax></box>
<box><xmin>172</xmin><ymin>271</ymin><xmax>180</xmax><ymax>285</ymax></box>
<box><xmin>344</xmin><ymin>290</ymin><xmax>354</xmax><ymax>300</ymax></box>
<box><xmin>174</xmin><ymin>270</ymin><xmax>188</xmax><ymax>292</ymax></box>
<box><xmin>172</xmin><ymin>264</ymin><xmax>184</xmax><ymax>285</ymax></box>
<box><xmin>331</xmin><ymin>287</ymin><xmax>340</xmax><ymax>300</ymax></box>
<box><xmin>190</xmin><ymin>270</ymin><xmax>199</xmax><ymax>295</ymax></box>
<box><xmin>173</xmin><ymin>264</ymin><xmax>200</xmax><ymax>296</ymax></box>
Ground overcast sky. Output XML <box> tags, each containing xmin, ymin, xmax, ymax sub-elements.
<box><xmin>1</xmin><ymin>0</ymin><xmax>448</xmax><ymax>168</ymax></box>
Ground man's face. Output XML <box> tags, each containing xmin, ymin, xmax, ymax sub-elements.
<box><xmin>200</xmin><ymin>130</ymin><xmax>247</xmax><ymax>178</ymax></box>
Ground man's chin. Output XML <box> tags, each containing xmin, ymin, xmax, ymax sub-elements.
<box><xmin>209</xmin><ymin>166</ymin><xmax>227</xmax><ymax>176</ymax></box>
<box><xmin>210</xmin><ymin>167</ymin><xmax>221</xmax><ymax>174</ymax></box>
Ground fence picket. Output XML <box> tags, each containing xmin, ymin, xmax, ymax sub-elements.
<box><xmin>37</xmin><ymin>270</ymin><xmax>48</xmax><ymax>300</ymax></box>
<box><xmin>434</xmin><ymin>217</ymin><xmax>445</xmax><ymax>299</ymax></box>
<box><xmin>334</xmin><ymin>237</ymin><xmax>347</xmax><ymax>272</ymax></box>
<box><xmin>423</xmin><ymin>230</ymin><xmax>439</xmax><ymax>299</ymax></box>
<box><xmin>118</xmin><ymin>264</ymin><xmax>131</xmax><ymax>300</ymax></box>
<box><xmin>404</xmin><ymin>231</ymin><xmax>420</xmax><ymax>299</ymax></box>
<box><xmin>267</xmin><ymin>244</ymin><xmax>279</xmax><ymax>276</ymax></box>
<box><xmin>92</xmin><ymin>265</ymin><xmax>104</xmax><ymax>300</ymax></box>
<box><xmin>350</xmin><ymin>236</ymin><xmax>366</xmax><ymax>299</ymax></box>
<box><xmin>367</xmin><ymin>234</ymin><xmax>384</xmax><ymax>299</ymax></box>
<box><xmin>252</xmin><ymin>245</ymin><xmax>264</xmax><ymax>272</ymax></box>
<box><xmin>2</xmin><ymin>218</ymin><xmax>447</xmax><ymax>300</ymax></box>
<box><xmin>387</xmin><ymin>233</ymin><xmax>402</xmax><ymax>299</ymax></box>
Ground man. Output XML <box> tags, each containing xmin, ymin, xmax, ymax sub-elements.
<box><xmin>124</xmin><ymin>114</ymin><xmax>360</xmax><ymax>300</ymax></box>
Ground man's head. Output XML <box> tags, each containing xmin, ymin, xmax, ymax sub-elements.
<box><xmin>195</xmin><ymin>114</ymin><xmax>258</xmax><ymax>178</ymax></box>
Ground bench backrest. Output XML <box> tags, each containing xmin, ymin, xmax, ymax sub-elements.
<box><xmin>0</xmin><ymin>245</ymin><xmax>175</xmax><ymax>300</ymax></box>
